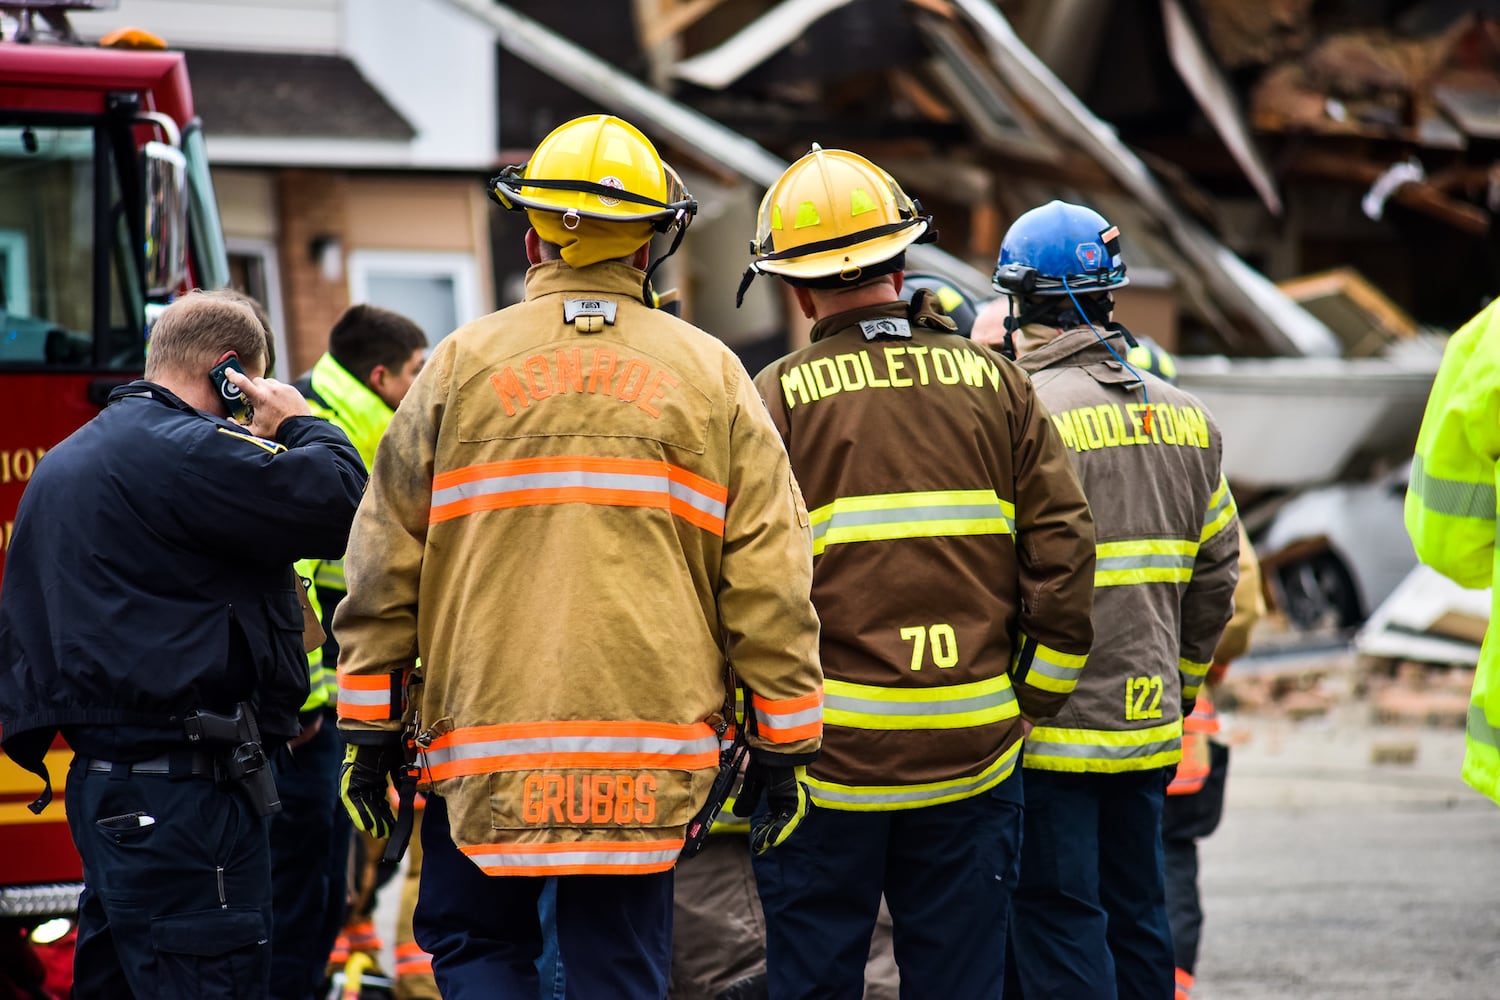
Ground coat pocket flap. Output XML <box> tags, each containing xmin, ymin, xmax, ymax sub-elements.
<box><xmin>150</xmin><ymin>908</ymin><xmax>267</xmax><ymax>956</ymax></box>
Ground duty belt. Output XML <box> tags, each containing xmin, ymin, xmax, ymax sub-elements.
<box><xmin>82</xmin><ymin>751</ymin><xmax>216</xmax><ymax>778</ymax></box>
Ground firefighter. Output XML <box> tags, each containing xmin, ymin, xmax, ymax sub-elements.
<box><xmin>331</xmin><ymin>114</ymin><xmax>824</xmax><ymax>999</ymax></box>
<box><xmin>740</xmin><ymin>145</ymin><xmax>1097</xmax><ymax>998</ymax></box>
<box><xmin>1406</xmin><ymin>296</ymin><xmax>1500</xmax><ymax>806</ymax></box>
<box><xmin>993</xmin><ymin>200</ymin><xmax>1239</xmax><ymax>1000</ymax></box>
<box><xmin>0</xmin><ymin>291</ymin><xmax>366</xmax><ymax>999</ymax></box>
<box><xmin>1129</xmin><ymin>340</ymin><xmax>1267</xmax><ymax>1000</ymax></box>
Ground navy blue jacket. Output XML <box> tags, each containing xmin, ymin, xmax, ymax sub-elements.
<box><xmin>0</xmin><ymin>381</ymin><xmax>367</xmax><ymax>793</ymax></box>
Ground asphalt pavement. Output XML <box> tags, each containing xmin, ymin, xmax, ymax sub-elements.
<box><xmin>1194</xmin><ymin>695</ymin><xmax>1500</xmax><ymax>999</ymax></box>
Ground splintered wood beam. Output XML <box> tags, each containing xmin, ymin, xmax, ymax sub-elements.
<box><xmin>641</xmin><ymin>0</ymin><xmax>733</xmax><ymax>49</ymax></box>
<box><xmin>1289</xmin><ymin>150</ymin><xmax>1490</xmax><ymax>235</ymax></box>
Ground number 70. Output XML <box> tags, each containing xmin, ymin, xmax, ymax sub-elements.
<box><xmin>899</xmin><ymin>624</ymin><xmax>959</xmax><ymax>670</ymax></box>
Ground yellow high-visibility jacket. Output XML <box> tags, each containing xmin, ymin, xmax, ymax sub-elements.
<box><xmin>293</xmin><ymin>352</ymin><xmax>397</xmax><ymax>711</ymax></box>
<box><xmin>335</xmin><ymin>261</ymin><xmax>824</xmax><ymax>876</ymax></box>
<box><xmin>1406</xmin><ymin>298</ymin><xmax>1500</xmax><ymax>805</ymax></box>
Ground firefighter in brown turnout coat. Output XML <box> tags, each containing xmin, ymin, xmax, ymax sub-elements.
<box><xmin>741</xmin><ymin>145</ymin><xmax>1097</xmax><ymax>999</ymax></box>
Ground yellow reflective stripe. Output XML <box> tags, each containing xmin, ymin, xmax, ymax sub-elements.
<box><xmin>1024</xmin><ymin>721</ymin><xmax>1182</xmax><ymax>773</ymax></box>
<box><xmin>806</xmin><ymin>740</ymin><xmax>1020</xmax><ymax>811</ymax></box>
<box><xmin>1410</xmin><ymin>455</ymin><xmax>1496</xmax><ymax>520</ymax></box>
<box><xmin>1200</xmin><ymin>476</ymin><xmax>1238</xmax><ymax>543</ymax></box>
<box><xmin>313</xmin><ymin>559</ymin><xmax>346</xmax><ymax>592</ymax></box>
<box><xmin>1095</xmin><ymin>538</ymin><xmax>1197</xmax><ymax>586</ymax></box>
<box><xmin>1016</xmin><ymin>636</ymin><xmax>1087</xmax><ymax>694</ymax></box>
<box><xmin>823</xmin><ymin>674</ymin><xmax>1017</xmax><ymax>730</ymax></box>
<box><xmin>808</xmin><ymin>490</ymin><xmax>1016</xmax><ymax>555</ymax></box>
<box><xmin>1179</xmin><ymin>656</ymin><xmax>1210</xmax><ymax>700</ymax></box>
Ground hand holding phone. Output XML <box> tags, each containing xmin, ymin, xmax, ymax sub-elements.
<box><xmin>209</xmin><ymin>355</ymin><xmax>255</xmax><ymax>424</ymax></box>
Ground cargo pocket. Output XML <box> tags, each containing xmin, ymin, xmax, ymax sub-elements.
<box><xmin>150</xmin><ymin>908</ymin><xmax>268</xmax><ymax>999</ymax></box>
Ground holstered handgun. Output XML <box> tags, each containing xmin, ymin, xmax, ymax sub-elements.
<box><xmin>184</xmin><ymin>702</ymin><xmax>281</xmax><ymax>817</ymax></box>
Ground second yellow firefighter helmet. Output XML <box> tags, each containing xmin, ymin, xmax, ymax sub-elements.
<box><xmin>489</xmin><ymin>114</ymin><xmax>697</xmax><ymax>270</ymax></box>
<box><xmin>736</xmin><ymin>145</ymin><xmax>934</xmax><ymax>305</ymax></box>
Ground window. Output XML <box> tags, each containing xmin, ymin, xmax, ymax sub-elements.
<box><xmin>0</xmin><ymin>122</ymin><xmax>137</xmax><ymax>369</ymax></box>
<box><xmin>226</xmin><ymin>238</ymin><xmax>289</xmax><ymax>379</ymax></box>
<box><xmin>347</xmin><ymin>250</ymin><xmax>480</xmax><ymax>346</ymax></box>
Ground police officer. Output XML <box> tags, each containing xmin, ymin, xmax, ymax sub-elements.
<box><xmin>331</xmin><ymin>114</ymin><xmax>825</xmax><ymax>999</ymax></box>
<box><xmin>0</xmin><ymin>290</ymin><xmax>366</xmax><ymax>999</ymax></box>
<box><xmin>741</xmin><ymin>146</ymin><xmax>1097</xmax><ymax>998</ymax></box>
<box><xmin>268</xmin><ymin>303</ymin><xmax>428</xmax><ymax>1000</ymax></box>
<box><xmin>993</xmin><ymin>201</ymin><xmax>1239</xmax><ymax>1000</ymax></box>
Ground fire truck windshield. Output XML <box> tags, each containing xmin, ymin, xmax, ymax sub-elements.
<box><xmin>0</xmin><ymin>121</ymin><xmax>145</xmax><ymax>371</ymax></box>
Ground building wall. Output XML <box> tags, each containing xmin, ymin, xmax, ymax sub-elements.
<box><xmin>70</xmin><ymin>0</ymin><xmax>341</xmax><ymax>52</ymax></box>
<box><xmin>277</xmin><ymin>170</ymin><xmax>351</xmax><ymax>377</ymax></box>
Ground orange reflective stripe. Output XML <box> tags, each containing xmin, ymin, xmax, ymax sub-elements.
<box><xmin>1167</xmin><ymin>731</ymin><xmax>1209</xmax><ymax>795</ymax></box>
<box><xmin>395</xmin><ymin>942</ymin><xmax>432</xmax><ymax>976</ymax></box>
<box><xmin>460</xmin><ymin>837</ymin><xmax>683</xmax><ymax>876</ymax></box>
<box><xmin>337</xmin><ymin>671</ymin><xmax>398</xmax><ymax>721</ymax></box>
<box><xmin>421</xmin><ymin>720</ymin><xmax>719</xmax><ymax>782</ymax></box>
<box><xmin>1183</xmin><ymin>692</ymin><xmax>1220</xmax><ymax>735</ymax></box>
<box><xmin>430</xmin><ymin>456</ymin><xmax>727</xmax><ymax>536</ymax></box>
<box><xmin>750</xmin><ymin>689</ymin><xmax>823</xmax><ymax>744</ymax></box>
<box><xmin>1175</xmin><ymin>966</ymin><xmax>1194</xmax><ymax>1000</ymax></box>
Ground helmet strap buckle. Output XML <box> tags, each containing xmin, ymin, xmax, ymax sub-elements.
<box><xmin>562</xmin><ymin>210</ymin><xmax>581</xmax><ymax>231</ymax></box>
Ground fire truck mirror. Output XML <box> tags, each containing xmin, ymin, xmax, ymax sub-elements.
<box><xmin>142</xmin><ymin>140</ymin><xmax>187</xmax><ymax>298</ymax></box>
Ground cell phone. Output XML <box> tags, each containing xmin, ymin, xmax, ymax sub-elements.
<box><xmin>208</xmin><ymin>355</ymin><xmax>254</xmax><ymax>424</ymax></box>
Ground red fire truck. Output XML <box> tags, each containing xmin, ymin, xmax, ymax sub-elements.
<box><xmin>0</xmin><ymin>0</ymin><xmax>228</xmax><ymax>975</ymax></box>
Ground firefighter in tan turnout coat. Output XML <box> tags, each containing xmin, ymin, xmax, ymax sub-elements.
<box><xmin>331</xmin><ymin>114</ymin><xmax>824</xmax><ymax>999</ymax></box>
<box><xmin>991</xmin><ymin>200</ymin><xmax>1239</xmax><ymax>1000</ymax></box>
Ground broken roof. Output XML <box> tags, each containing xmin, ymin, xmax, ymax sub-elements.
<box><xmin>452</xmin><ymin>0</ymin><xmax>1342</xmax><ymax>355</ymax></box>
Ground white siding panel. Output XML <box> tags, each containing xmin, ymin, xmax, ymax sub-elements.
<box><xmin>70</xmin><ymin>0</ymin><xmax>341</xmax><ymax>53</ymax></box>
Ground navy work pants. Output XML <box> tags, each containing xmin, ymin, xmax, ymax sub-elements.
<box><xmin>268</xmin><ymin>709</ymin><xmax>349</xmax><ymax>999</ymax></box>
<box><xmin>414</xmin><ymin>795</ymin><xmax>673</xmax><ymax>999</ymax></box>
<box><xmin>1007</xmin><ymin>767</ymin><xmax>1175</xmax><ymax>1000</ymax></box>
<box><xmin>752</xmin><ymin>781</ymin><xmax>1024</xmax><ymax>1000</ymax></box>
<box><xmin>66</xmin><ymin>756</ymin><xmax>272</xmax><ymax>999</ymax></box>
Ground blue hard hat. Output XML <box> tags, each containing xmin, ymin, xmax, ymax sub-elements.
<box><xmin>992</xmin><ymin>200</ymin><xmax>1129</xmax><ymax>298</ymax></box>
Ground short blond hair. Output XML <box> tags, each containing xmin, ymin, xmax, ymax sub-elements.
<box><xmin>144</xmin><ymin>290</ymin><xmax>267</xmax><ymax>380</ymax></box>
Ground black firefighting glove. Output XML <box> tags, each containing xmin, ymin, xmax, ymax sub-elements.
<box><xmin>339</xmin><ymin>740</ymin><xmax>402</xmax><ymax>839</ymax></box>
<box><xmin>732</xmin><ymin>762</ymin><xmax>811</xmax><ymax>854</ymax></box>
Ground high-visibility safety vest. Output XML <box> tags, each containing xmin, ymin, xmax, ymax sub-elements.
<box><xmin>292</xmin><ymin>353</ymin><xmax>395</xmax><ymax>712</ymax></box>
<box><xmin>1018</xmin><ymin>326</ymin><xmax>1239</xmax><ymax>775</ymax></box>
<box><xmin>335</xmin><ymin>262</ymin><xmax>824</xmax><ymax>876</ymax></box>
<box><xmin>754</xmin><ymin>294</ymin><xmax>1096</xmax><ymax>811</ymax></box>
<box><xmin>1166</xmin><ymin>692</ymin><xmax>1219</xmax><ymax>796</ymax></box>
<box><xmin>1406</xmin><ymin>298</ymin><xmax>1500</xmax><ymax>805</ymax></box>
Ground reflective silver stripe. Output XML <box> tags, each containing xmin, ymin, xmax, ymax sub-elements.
<box><xmin>823</xmin><ymin>686</ymin><xmax>1017</xmax><ymax>718</ymax></box>
<box><xmin>422</xmin><ymin>733</ymin><xmax>719</xmax><ymax>769</ymax></box>
<box><xmin>1412</xmin><ymin>456</ymin><xmax>1496</xmax><ymax>520</ymax></box>
<box><xmin>337</xmin><ymin>689</ymin><xmax>389</xmax><ymax>707</ymax></box>
<box><xmin>431</xmin><ymin>470</ymin><xmax>726</xmax><ymax>520</ymax></box>
<box><xmin>1096</xmin><ymin>553</ymin><xmax>1195</xmax><ymax>573</ymax></box>
<box><xmin>810</xmin><ymin>503</ymin><xmax>1014</xmax><ymax>544</ymax></box>
<box><xmin>464</xmin><ymin>846</ymin><xmax>682</xmax><ymax>870</ymax></box>
<box><xmin>1025</xmin><ymin>733</ymin><xmax>1181</xmax><ymax>761</ymax></box>
<box><xmin>1028</xmin><ymin>653</ymin><xmax>1083</xmax><ymax>685</ymax></box>
<box><xmin>1469</xmin><ymin>702</ymin><xmax>1500</xmax><ymax>752</ymax></box>
<box><xmin>754</xmin><ymin>705</ymin><xmax>823</xmax><ymax>730</ymax></box>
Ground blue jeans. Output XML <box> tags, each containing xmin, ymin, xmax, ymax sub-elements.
<box><xmin>414</xmin><ymin>795</ymin><xmax>672</xmax><ymax>999</ymax></box>
<box><xmin>752</xmin><ymin>778</ymin><xmax>1024</xmax><ymax>1000</ymax></box>
<box><xmin>1007</xmin><ymin>767</ymin><xmax>1175</xmax><ymax>1000</ymax></box>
